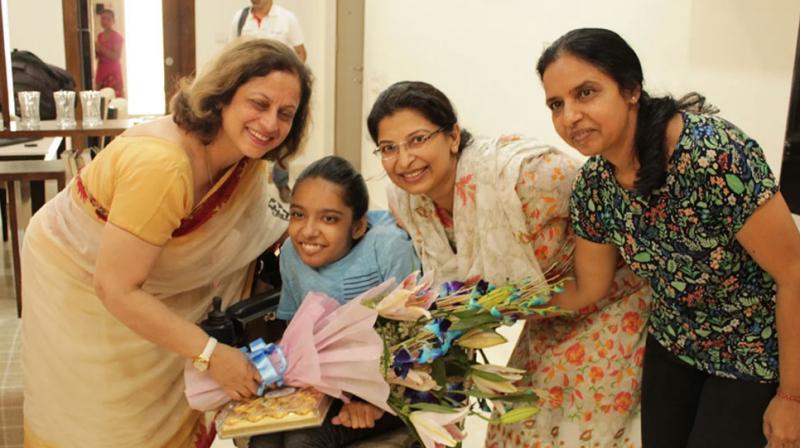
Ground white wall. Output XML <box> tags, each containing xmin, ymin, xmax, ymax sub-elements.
<box><xmin>361</xmin><ymin>0</ymin><xmax>800</xmax><ymax>207</ymax></box>
<box><xmin>7</xmin><ymin>0</ymin><xmax>65</xmax><ymax>67</ymax></box>
<box><xmin>195</xmin><ymin>0</ymin><xmax>336</xmax><ymax>169</ymax></box>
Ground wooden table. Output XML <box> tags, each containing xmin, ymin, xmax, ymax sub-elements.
<box><xmin>0</xmin><ymin>137</ymin><xmax>64</xmax><ymax>241</ymax></box>
<box><xmin>0</xmin><ymin>160</ymin><xmax>67</xmax><ymax>317</ymax></box>
<box><xmin>0</xmin><ymin>118</ymin><xmax>144</xmax><ymax>149</ymax></box>
<box><xmin>0</xmin><ymin>136</ymin><xmax>63</xmax><ymax>161</ymax></box>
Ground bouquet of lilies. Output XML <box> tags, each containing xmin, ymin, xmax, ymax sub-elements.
<box><xmin>360</xmin><ymin>272</ymin><xmax>571</xmax><ymax>448</ymax></box>
<box><xmin>187</xmin><ymin>270</ymin><xmax>570</xmax><ymax>447</ymax></box>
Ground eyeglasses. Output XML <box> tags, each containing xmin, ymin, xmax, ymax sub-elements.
<box><xmin>372</xmin><ymin>127</ymin><xmax>445</xmax><ymax>160</ymax></box>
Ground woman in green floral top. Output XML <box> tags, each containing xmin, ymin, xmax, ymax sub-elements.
<box><xmin>537</xmin><ymin>28</ymin><xmax>800</xmax><ymax>447</ymax></box>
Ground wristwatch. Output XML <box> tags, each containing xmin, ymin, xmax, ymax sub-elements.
<box><xmin>191</xmin><ymin>336</ymin><xmax>218</xmax><ymax>371</ymax></box>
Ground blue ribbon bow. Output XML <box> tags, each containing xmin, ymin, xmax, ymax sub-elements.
<box><xmin>240</xmin><ymin>338</ymin><xmax>288</xmax><ymax>395</ymax></box>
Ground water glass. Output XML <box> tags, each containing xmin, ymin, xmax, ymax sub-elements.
<box><xmin>80</xmin><ymin>90</ymin><xmax>102</xmax><ymax>127</ymax></box>
<box><xmin>53</xmin><ymin>90</ymin><xmax>77</xmax><ymax>128</ymax></box>
<box><xmin>18</xmin><ymin>91</ymin><xmax>41</xmax><ymax>129</ymax></box>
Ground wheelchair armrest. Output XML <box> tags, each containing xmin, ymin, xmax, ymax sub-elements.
<box><xmin>226</xmin><ymin>290</ymin><xmax>283</xmax><ymax>346</ymax></box>
<box><xmin>228</xmin><ymin>290</ymin><xmax>280</xmax><ymax>324</ymax></box>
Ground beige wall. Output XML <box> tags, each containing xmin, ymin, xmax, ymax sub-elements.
<box><xmin>361</xmin><ymin>0</ymin><xmax>800</xmax><ymax>207</ymax></box>
<box><xmin>7</xmin><ymin>0</ymin><xmax>65</xmax><ymax>67</ymax></box>
<box><xmin>195</xmin><ymin>0</ymin><xmax>336</xmax><ymax>169</ymax></box>
<box><xmin>5</xmin><ymin>0</ymin><xmax>799</xmax><ymax>201</ymax></box>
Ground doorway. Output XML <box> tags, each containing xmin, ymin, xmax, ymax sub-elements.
<box><xmin>781</xmin><ymin>21</ymin><xmax>800</xmax><ymax>214</ymax></box>
<box><xmin>61</xmin><ymin>0</ymin><xmax>195</xmax><ymax>116</ymax></box>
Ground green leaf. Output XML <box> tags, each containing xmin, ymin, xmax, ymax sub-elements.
<box><xmin>725</xmin><ymin>174</ymin><xmax>745</xmax><ymax>194</ymax></box>
<box><xmin>453</xmin><ymin>309</ymin><xmax>481</xmax><ymax>319</ymax></box>
<box><xmin>409</xmin><ymin>402</ymin><xmax>459</xmax><ymax>413</ymax></box>
<box><xmin>761</xmin><ymin>326</ymin><xmax>772</xmax><ymax>339</ymax></box>
<box><xmin>588</xmin><ymin>199</ymin><xmax>596</xmax><ymax>212</ymax></box>
<box><xmin>467</xmin><ymin>388</ymin><xmax>539</xmax><ymax>403</ymax></box>
<box><xmin>469</xmin><ymin>368</ymin><xmax>507</xmax><ymax>383</ymax></box>
<box><xmin>451</xmin><ymin>314</ymin><xmax>501</xmax><ymax>331</ymax></box>
<box><xmin>667</xmin><ymin>259</ymin><xmax>678</xmax><ymax>273</ymax></box>
<box><xmin>632</xmin><ymin>252</ymin><xmax>652</xmax><ymax>263</ymax></box>
<box><xmin>431</xmin><ymin>358</ymin><xmax>447</xmax><ymax>388</ymax></box>
<box><xmin>499</xmin><ymin>406</ymin><xmax>540</xmax><ymax>424</ymax></box>
<box><xmin>755</xmin><ymin>363</ymin><xmax>774</xmax><ymax>378</ymax></box>
<box><xmin>671</xmin><ymin>280</ymin><xmax>687</xmax><ymax>292</ymax></box>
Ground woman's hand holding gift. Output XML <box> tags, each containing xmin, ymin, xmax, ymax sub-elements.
<box><xmin>332</xmin><ymin>401</ymin><xmax>385</xmax><ymax>429</ymax></box>
<box><xmin>208</xmin><ymin>344</ymin><xmax>262</xmax><ymax>401</ymax></box>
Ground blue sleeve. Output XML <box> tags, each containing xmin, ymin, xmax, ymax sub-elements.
<box><xmin>377</xmin><ymin>228</ymin><xmax>420</xmax><ymax>283</ymax></box>
<box><xmin>277</xmin><ymin>240</ymin><xmax>301</xmax><ymax>321</ymax></box>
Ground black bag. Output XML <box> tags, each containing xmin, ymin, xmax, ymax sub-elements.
<box><xmin>11</xmin><ymin>50</ymin><xmax>76</xmax><ymax>120</ymax></box>
<box><xmin>236</xmin><ymin>7</ymin><xmax>251</xmax><ymax>36</ymax></box>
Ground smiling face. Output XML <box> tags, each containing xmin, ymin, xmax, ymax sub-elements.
<box><xmin>542</xmin><ymin>52</ymin><xmax>639</xmax><ymax>160</ymax></box>
<box><xmin>377</xmin><ymin>108</ymin><xmax>460</xmax><ymax>208</ymax></box>
<box><xmin>288</xmin><ymin>177</ymin><xmax>367</xmax><ymax>268</ymax></box>
<box><xmin>219</xmin><ymin>70</ymin><xmax>301</xmax><ymax>160</ymax></box>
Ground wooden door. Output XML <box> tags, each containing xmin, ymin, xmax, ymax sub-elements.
<box><xmin>162</xmin><ymin>0</ymin><xmax>195</xmax><ymax>111</ymax></box>
<box><xmin>61</xmin><ymin>0</ymin><xmax>195</xmax><ymax>114</ymax></box>
<box><xmin>62</xmin><ymin>0</ymin><xmax>93</xmax><ymax>92</ymax></box>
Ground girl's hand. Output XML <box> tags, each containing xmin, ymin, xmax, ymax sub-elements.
<box><xmin>763</xmin><ymin>395</ymin><xmax>800</xmax><ymax>447</ymax></box>
<box><xmin>207</xmin><ymin>344</ymin><xmax>262</xmax><ymax>401</ymax></box>
<box><xmin>331</xmin><ymin>402</ymin><xmax>384</xmax><ymax>429</ymax></box>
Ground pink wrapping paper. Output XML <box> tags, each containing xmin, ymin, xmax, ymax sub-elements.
<box><xmin>184</xmin><ymin>291</ymin><xmax>393</xmax><ymax>414</ymax></box>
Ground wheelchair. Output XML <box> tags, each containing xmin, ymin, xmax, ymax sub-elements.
<box><xmin>197</xmin><ymin>246</ymin><xmax>414</xmax><ymax>448</ymax></box>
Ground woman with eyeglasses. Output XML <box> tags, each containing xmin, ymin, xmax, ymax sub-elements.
<box><xmin>367</xmin><ymin>81</ymin><xmax>652</xmax><ymax>447</ymax></box>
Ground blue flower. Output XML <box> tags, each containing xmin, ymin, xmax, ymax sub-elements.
<box><xmin>392</xmin><ymin>348</ymin><xmax>414</xmax><ymax>378</ymax></box>
<box><xmin>439</xmin><ymin>281</ymin><xmax>464</xmax><ymax>296</ymax></box>
<box><xmin>404</xmin><ymin>387</ymin><xmax>437</xmax><ymax>404</ymax></box>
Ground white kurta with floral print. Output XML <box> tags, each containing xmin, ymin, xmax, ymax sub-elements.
<box><xmin>389</xmin><ymin>136</ymin><xmax>652</xmax><ymax>448</ymax></box>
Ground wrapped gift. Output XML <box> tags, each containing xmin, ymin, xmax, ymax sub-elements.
<box><xmin>215</xmin><ymin>387</ymin><xmax>333</xmax><ymax>438</ymax></box>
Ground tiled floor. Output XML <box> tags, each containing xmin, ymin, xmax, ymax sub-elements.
<box><xmin>1</xmin><ymin>237</ymin><xmax>23</xmax><ymax>448</ymax></box>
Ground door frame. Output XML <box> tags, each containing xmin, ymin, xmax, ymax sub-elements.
<box><xmin>334</xmin><ymin>0</ymin><xmax>365</xmax><ymax>168</ymax></box>
<box><xmin>780</xmin><ymin>20</ymin><xmax>800</xmax><ymax>214</ymax></box>
<box><xmin>162</xmin><ymin>0</ymin><xmax>195</xmax><ymax>111</ymax></box>
<box><xmin>61</xmin><ymin>0</ymin><xmax>195</xmax><ymax>113</ymax></box>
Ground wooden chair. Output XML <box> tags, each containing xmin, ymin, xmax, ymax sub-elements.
<box><xmin>0</xmin><ymin>159</ymin><xmax>66</xmax><ymax>317</ymax></box>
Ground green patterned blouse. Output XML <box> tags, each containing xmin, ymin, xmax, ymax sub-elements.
<box><xmin>571</xmin><ymin>112</ymin><xmax>779</xmax><ymax>382</ymax></box>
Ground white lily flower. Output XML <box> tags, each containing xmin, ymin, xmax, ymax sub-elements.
<box><xmin>374</xmin><ymin>288</ymin><xmax>432</xmax><ymax>321</ymax></box>
<box><xmin>469</xmin><ymin>364</ymin><xmax>525</xmax><ymax>395</ymax></box>
<box><xmin>387</xmin><ymin>369</ymin><xmax>441</xmax><ymax>392</ymax></box>
<box><xmin>456</xmin><ymin>329</ymin><xmax>507</xmax><ymax>349</ymax></box>
<box><xmin>408</xmin><ymin>407</ymin><xmax>469</xmax><ymax>448</ymax></box>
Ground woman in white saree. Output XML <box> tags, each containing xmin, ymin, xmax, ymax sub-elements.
<box><xmin>21</xmin><ymin>39</ymin><xmax>312</xmax><ymax>448</ymax></box>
